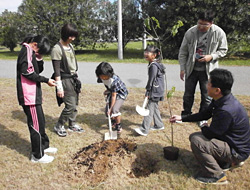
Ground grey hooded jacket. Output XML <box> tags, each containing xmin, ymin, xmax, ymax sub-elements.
<box><xmin>178</xmin><ymin>24</ymin><xmax>228</xmax><ymax>79</ymax></box>
<box><xmin>145</xmin><ymin>61</ymin><xmax>166</xmax><ymax>99</ymax></box>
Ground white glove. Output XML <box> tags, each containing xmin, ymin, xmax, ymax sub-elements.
<box><xmin>56</xmin><ymin>80</ymin><xmax>63</xmax><ymax>92</ymax></box>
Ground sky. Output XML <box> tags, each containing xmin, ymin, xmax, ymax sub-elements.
<box><xmin>0</xmin><ymin>0</ymin><xmax>23</xmax><ymax>14</ymax></box>
<box><xmin>0</xmin><ymin>0</ymin><xmax>116</xmax><ymax>14</ymax></box>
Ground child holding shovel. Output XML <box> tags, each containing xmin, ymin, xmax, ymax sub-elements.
<box><xmin>95</xmin><ymin>62</ymin><xmax>128</xmax><ymax>133</ymax></box>
<box><xmin>134</xmin><ymin>45</ymin><xmax>166</xmax><ymax>136</ymax></box>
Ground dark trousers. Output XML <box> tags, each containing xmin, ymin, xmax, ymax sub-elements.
<box><xmin>189</xmin><ymin>132</ymin><xmax>242</xmax><ymax>178</ymax></box>
<box><xmin>23</xmin><ymin>105</ymin><xmax>49</xmax><ymax>159</ymax></box>
<box><xmin>58</xmin><ymin>94</ymin><xmax>78</xmax><ymax>126</ymax></box>
<box><xmin>58</xmin><ymin>78</ymin><xmax>78</xmax><ymax>126</ymax></box>
<box><xmin>182</xmin><ymin>70</ymin><xmax>211</xmax><ymax>116</ymax></box>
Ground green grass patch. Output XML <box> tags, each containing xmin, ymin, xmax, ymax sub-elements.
<box><xmin>0</xmin><ymin>41</ymin><xmax>249</xmax><ymax>66</ymax></box>
<box><xmin>220</xmin><ymin>58</ymin><xmax>250</xmax><ymax>66</ymax></box>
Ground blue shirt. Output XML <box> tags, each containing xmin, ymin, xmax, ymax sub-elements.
<box><xmin>183</xmin><ymin>93</ymin><xmax>250</xmax><ymax>160</ymax></box>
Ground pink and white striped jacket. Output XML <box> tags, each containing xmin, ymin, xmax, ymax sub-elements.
<box><xmin>16</xmin><ymin>43</ymin><xmax>49</xmax><ymax>105</ymax></box>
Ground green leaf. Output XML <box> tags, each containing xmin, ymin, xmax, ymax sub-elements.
<box><xmin>171</xmin><ymin>20</ymin><xmax>183</xmax><ymax>37</ymax></box>
<box><xmin>151</xmin><ymin>17</ymin><xmax>161</xmax><ymax>29</ymax></box>
<box><xmin>167</xmin><ymin>86</ymin><xmax>176</xmax><ymax>99</ymax></box>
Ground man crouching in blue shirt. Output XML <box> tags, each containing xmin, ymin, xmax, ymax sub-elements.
<box><xmin>170</xmin><ymin>68</ymin><xmax>250</xmax><ymax>185</ymax></box>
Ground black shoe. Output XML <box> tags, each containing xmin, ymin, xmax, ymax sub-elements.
<box><xmin>195</xmin><ymin>173</ymin><xmax>228</xmax><ymax>185</ymax></box>
<box><xmin>221</xmin><ymin>161</ymin><xmax>244</xmax><ymax>172</ymax></box>
<box><xmin>115</xmin><ymin>123</ymin><xmax>122</xmax><ymax>133</ymax></box>
<box><xmin>111</xmin><ymin>119</ymin><xmax>116</xmax><ymax>125</ymax></box>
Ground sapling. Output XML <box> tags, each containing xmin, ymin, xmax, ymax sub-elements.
<box><xmin>163</xmin><ymin>86</ymin><xmax>179</xmax><ymax>160</ymax></box>
<box><xmin>144</xmin><ymin>17</ymin><xmax>183</xmax><ymax>59</ymax></box>
<box><xmin>167</xmin><ymin>86</ymin><xmax>176</xmax><ymax>147</ymax></box>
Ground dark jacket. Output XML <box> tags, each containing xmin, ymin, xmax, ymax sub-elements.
<box><xmin>182</xmin><ymin>93</ymin><xmax>250</xmax><ymax>161</ymax></box>
<box><xmin>145</xmin><ymin>61</ymin><xmax>166</xmax><ymax>100</ymax></box>
<box><xmin>16</xmin><ymin>43</ymin><xmax>49</xmax><ymax>105</ymax></box>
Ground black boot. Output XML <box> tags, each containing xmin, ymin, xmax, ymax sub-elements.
<box><xmin>115</xmin><ymin>123</ymin><xmax>122</xmax><ymax>133</ymax></box>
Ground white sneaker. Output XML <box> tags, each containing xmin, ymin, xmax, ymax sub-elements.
<box><xmin>54</xmin><ymin>125</ymin><xmax>67</xmax><ymax>137</ymax></box>
<box><xmin>150</xmin><ymin>126</ymin><xmax>165</xmax><ymax>131</ymax></box>
<box><xmin>68</xmin><ymin>124</ymin><xmax>84</xmax><ymax>133</ymax></box>
<box><xmin>175</xmin><ymin>120</ymin><xmax>183</xmax><ymax>123</ymax></box>
<box><xmin>31</xmin><ymin>154</ymin><xmax>54</xmax><ymax>163</ymax></box>
<box><xmin>44</xmin><ymin>147</ymin><xmax>58</xmax><ymax>154</ymax></box>
<box><xmin>134</xmin><ymin>128</ymin><xmax>148</xmax><ymax>136</ymax></box>
<box><xmin>199</xmin><ymin>120</ymin><xmax>208</xmax><ymax>128</ymax></box>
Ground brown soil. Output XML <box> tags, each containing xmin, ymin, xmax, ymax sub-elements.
<box><xmin>68</xmin><ymin>139</ymin><xmax>136</xmax><ymax>185</ymax></box>
<box><xmin>67</xmin><ymin>138</ymin><xmax>160</xmax><ymax>186</ymax></box>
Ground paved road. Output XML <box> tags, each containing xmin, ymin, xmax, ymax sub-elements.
<box><xmin>1</xmin><ymin>59</ymin><xmax>249</xmax><ymax>95</ymax></box>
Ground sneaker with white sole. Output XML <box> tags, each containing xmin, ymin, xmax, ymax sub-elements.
<box><xmin>222</xmin><ymin>161</ymin><xmax>244</xmax><ymax>172</ymax></box>
<box><xmin>175</xmin><ymin>120</ymin><xmax>183</xmax><ymax>124</ymax></box>
<box><xmin>44</xmin><ymin>147</ymin><xmax>58</xmax><ymax>154</ymax></box>
<box><xmin>150</xmin><ymin>126</ymin><xmax>165</xmax><ymax>131</ymax></box>
<box><xmin>68</xmin><ymin>124</ymin><xmax>84</xmax><ymax>133</ymax></box>
<box><xmin>198</xmin><ymin>120</ymin><xmax>208</xmax><ymax>128</ymax></box>
<box><xmin>31</xmin><ymin>154</ymin><xmax>54</xmax><ymax>163</ymax></box>
<box><xmin>115</xmin><ymin>123</ymin><xmax>122</xmax><ymax>133</ymax></box>
<box><xmin>195</xmin><ymin>172</ymin><xmax>228</xmax><ymax>185</ymax></box>
<box><xmin>54</xmin><ymin>124</ymin><xmax>67</xmax><ymax>137</ymax></box>
<box><xmin>134</xmin><ymin>128</ymin><xmax>148</xmax><ymax>136</ymax></box>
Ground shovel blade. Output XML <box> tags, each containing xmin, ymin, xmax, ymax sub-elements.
<box><xmin>136</xmin><ymin>105</ymin><xmax>149</xmax><ymax>116</ymax></box>
<box><xmin>104</xmin><ymin>131</ymin><xmax>118</xmax><ymax>140</ymax></box>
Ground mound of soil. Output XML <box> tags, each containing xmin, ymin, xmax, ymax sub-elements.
<box><xmin>68</xmin><ymin>139</ymin><xmax>161</xmax><ymax>186</ymax></box>
<box><xmin>68</xmin><ymin>139</ymin><xmax>137</xmax><ymax>185</ymax></box>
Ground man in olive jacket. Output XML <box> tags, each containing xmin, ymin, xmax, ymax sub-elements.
<box><xmin>178</xmin><ymin>10</ymin><xmax>228</xmax><ymax>127</ymax></box>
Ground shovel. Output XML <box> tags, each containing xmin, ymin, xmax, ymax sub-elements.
<box><xmin>104</xmin><ymin>107</ymin><xmax>118</xmax><ymax>140</ymax></box>
<box><xmin>136</xmin><ymin>97</ymin><xmax>149</xmax><ymax>116</ymax></box>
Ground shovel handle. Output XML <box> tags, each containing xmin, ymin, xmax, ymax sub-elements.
<box><xmin>108</xmin><ymin>114</ymin><xmax>112</xmax><ymax>131</ymax></box>
<box><xmin>142</xmin><ymin>97</ymin><xmax>148</xmax><ymax>109</ymax></box>
<box><xmin>108</xmin><ymin>114</ymin><xmax>113</xmax><ymax>138</ymax></box>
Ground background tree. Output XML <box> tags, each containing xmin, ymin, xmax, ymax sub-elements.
<box><xmin>0</xmin><ymin>10</ymin><xmax>21</xmax><ymax>51</ymax></box>
<box><xmin>95</xmin><ymin>0</ymin><xmax>117</xmax><ymax>45</ymax></box>
<box><xmin>17</xmin><ymin>0</ymin><xmax>99</xmax><ymax>47</ymax></box>
<box><xmin>144</xmin><ymin>16</ymin><xmax>183</xmax><ymax>60</ymax></box>
<box><xmin>98</xmin><ymin>0</ymin><xmax>144</xmax><ymax>50</ymax></box>
<box><xmin>142</xmin><ymin>0</ymin><xmax>250</xmax><ymax>58</ymax></box>
<box><xmin>0</xmin><ymin>0</ymin><xmax>248</xmax><ymax>56</ymax></box>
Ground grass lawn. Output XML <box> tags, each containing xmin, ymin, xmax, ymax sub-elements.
<box><xmin>0</xmin><ymin>41</ymin><xmax>249</xmax><ymax>65</ymax></box>
<box><xmin>1</xmin><ymin>78</ymin><xmax>250</xmax><ymax>189</ymax></box>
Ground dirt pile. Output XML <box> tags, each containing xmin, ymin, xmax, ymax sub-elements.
<box><xmin>68</xmin><ymin>139</ymin><xmax>161</xmax><ymax>186</ymax></box>
<box><xmin>68</xmin><ymin>139</ymin><xmax>137</xmax><ymax>185</ymax></box>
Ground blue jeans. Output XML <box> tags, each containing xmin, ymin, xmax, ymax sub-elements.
<box><xmin>182</xmin><ymin>70</ymin><xmax>211</xmax><ymax>116</ymax></box>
